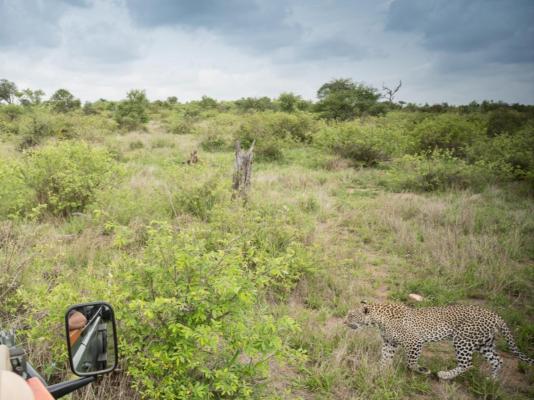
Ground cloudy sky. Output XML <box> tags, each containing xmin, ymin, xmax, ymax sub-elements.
<box><xmin>1</xmin><ymin>0</ymin><xmax>533</xmax><ymax>104</ymax></box>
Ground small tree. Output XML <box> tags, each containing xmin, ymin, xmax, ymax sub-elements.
<box><xmin>278</xmin><ymin>92</ymin><xmax>309</xmax><ymax>113</ymax></box>
<box><xmin>198</xmin><ymin>95</ymin><xmax>217</xmax><ymax>109</ymax></box>
<box><xmin>235</xmin><ymin>97</ymin><xmax>275</xmax><ymax>113</ymax></box>
<box><xmin>0</xmin><ymin>79</ymin><xmax>18</xmax><ymax>104</ymax></box>
<box><xmin>49</xmin><ymin>89</ymin><xmax>81</xmax><ymax>113</ymax></box>
<box><xmin>315</xmin><ymin>78</ymin><xmax>381</xmax><ymax>120</ymax></box>
<box><xmin>18</xmin><ymin>88</ymin><xmax>45</xmax><ymax>106</ymax></box>
<box><xmin>114</xmin><ymin>89</ymin><xmax>149</xmax><ymax>130</ymax></box>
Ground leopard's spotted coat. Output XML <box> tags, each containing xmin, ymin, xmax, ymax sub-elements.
<box><xmin>344</xmin><ymin>302</ymin><xmax>533</xmax><ymax>380</ymax></box>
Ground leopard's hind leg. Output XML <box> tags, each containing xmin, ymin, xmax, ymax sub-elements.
<box><xmin>479</xmin><ymin>338</ymin><xmax>502</xmax><ymax>379</ymax></box>
<box><xmin>437</xmin><ymin>335</ymin><xmax>474</xmax><ymax>380</ymax></box>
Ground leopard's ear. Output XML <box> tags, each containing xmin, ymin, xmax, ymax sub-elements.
<box><xmin>360</xmin><ymin>300</ymin><xmax>368</xmax><ymax>305</ymax></box>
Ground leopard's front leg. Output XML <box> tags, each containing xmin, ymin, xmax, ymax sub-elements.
<box><xmin>405</xmin><ymin>340</ymin><xmax>431</xmax><ymax>375</ymax></box>
<box><xmin>380</xmin><ymin>341</ymin><xmax>399</xmax><ymax>368</ymax></box>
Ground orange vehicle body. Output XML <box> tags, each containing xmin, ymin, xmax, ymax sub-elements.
<box><xmin>27</xmin><ymin>378</ymin><xmax>54</xmax><ymax>400</ymax></box>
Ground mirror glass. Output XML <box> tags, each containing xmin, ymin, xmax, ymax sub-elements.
<box><xmin>66</xmin><ymin>302</ymin><xmax>117</xmax><ymax>376</ymax></box>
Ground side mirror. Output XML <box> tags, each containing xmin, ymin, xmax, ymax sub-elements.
<box><xmin>65</xmin><ymin>302</ymin><xmax>118</xmax><ymax>377</ymax></box>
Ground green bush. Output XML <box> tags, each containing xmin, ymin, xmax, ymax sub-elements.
<box><xmin>16</xmin><ymin>110</ymin><xmax>64</xmax><ymax>148</ymax></box>
<box><xmin>197</xmin><ymin>114</ymin><xmax>239</xmax><ymax>151</ymax></box>
<box><xmin>129</xmin><ymin>140</ymin><xmax>144</xmax><ymax>150</ymax></box>
<box><xmin>114</xmin><ymin>90</ymin><xmax>149</xmax><ymax>130</ymax></box>
<box><xmin>24</xmin><ymin>141</ymin><xmax>116</xmax><ymax>217</ymax></box>
<box><xmin>410</xmin><ymin>113</ymin><xmax>484</xmax><ymax>157</ymax></box>
<box><xmin>118</xmin><ymin>223</ymin><xmax>303</xmax><ymax>399</ymax></box>
<box><xmin>486</xmin><ymin>109</ymin><xmax>528</xmax><ymax>137</ymax></box>
<box><xmin>0</xmin><ymin>104</ymin><xmax>24</xmax><ymax>122</ymax></box>
<box><xmin>383</xmin><ymin>152</ymin><xmax>492</xmax><ymax>192</ymax></box>
<box><xmin>48</xmin><ymin>89</ymin><xmax>81</xmax><ymax>113</ymax></box>
<box><xmin>234</xmin><ymin>97</ymin><xmax>276</xmax><ymax>113</ymax></box>
<box><xmin>200</xmin><ymin>132</ymin><xmax>229</xmax><ymax>152</ymax></box>
<box><xmin>234</xmin><ymin>112</ymin><xmax>317</xmax><ymax>161</ymax></box>
<box><xmin>277</xmin><ymin>92</ymin><xmax>310</xmax><ymax>113</ymax></box>
<box><xmin>65</xmin><ymin>114</ymin><xmax>117</xmax><ymax>140</ymax></box>
<box><xmin>10</xmin><ymin>110</ymin><xmax>116</xmax><ymax>148</ymax></box>
<box><xmin>314</xmin><ymin>78</ymin><xmax>382</xmax><ymax>121</ymax></box>
<box><xmin>315</xmin><ymin>120</ymin><xmax>408</xmax><ymax>167</ymax></box>
<box><xmin>169</xmin><ymin>116</ymin><xmax>195</xmax><ymax>135</ymax></box>
<box><xmin>468</xmin><ymin>127</ymin><xmax>534</xmax><ymax>185</ymax></box>
<box><xmin>174</xmin><ymin>178</ymin><xmax>224</xmax><ymax>221</ymax></box>
<box><xmin>334</xmin><ymin>142</ymin><xmax>386</xmax><ymax>167</ymax></box>
<box><xmin>0</xmin><ymin>160</ymin><xmax>33</xmax><ymax>218</ymax></box>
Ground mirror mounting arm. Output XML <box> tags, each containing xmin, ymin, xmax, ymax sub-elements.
<box><xmin>47</xmin><ymin>376</ymin><xmax>96</xmax><ymax>399</ymax></box>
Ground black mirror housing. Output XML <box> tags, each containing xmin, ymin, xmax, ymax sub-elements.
<box><xmin>65</xmin><ymin>301</ymin><xmax>118</xmax><ymax>377</ymax></box>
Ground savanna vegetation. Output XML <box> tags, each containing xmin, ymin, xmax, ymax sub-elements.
<box><xmin>0</xmin><ymin>77</ymin><xmax>533</xmax><ymax>399</ymax></box>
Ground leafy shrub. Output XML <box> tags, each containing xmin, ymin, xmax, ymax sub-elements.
<box><xmin>200</xmin><ymin>132</ymin><xmax>229</xmax><ymax>152</ymax></box>
<box><xmin>24</xmin><ymin>141</ymin><xmax>116</xmax><ymax>216</ymax></box>
<box><xmin>0</xmin><ymin>104</ymin><xmax>23</xmax><ymax>121</ymax></box>
<box><xmin>114</xmin><ymin>90</ymin><xmax>149</xmax><ymax>130</ymax></box>
<box><xmin>410</xmin><ymin>113</ymin><xmax>484</xmax><ymax>157</ymax></box>
<box><xmin>197</xmin><ymin>95</ymin><xmax>218</xmax><ymax>109</ymax></box>
<box><xmin>277</xmin><ymin>92</ymin><xmax>310</xmax><ymax>113</ymax></box>
<box><xmin>467</xmin><ymin>127</ymin><xmax>534</xmax><ymax>184</ymax></box>
<box><xmin>335</xmin><ymin>142</ymin><xmax>387</xmax><ymax>167</ymax></box>
<box><xmin>383</xmin><ymin>152</ymin><xmax>492</xmax><ymax>192</ymax></box>
<box><xmin>315</xmin><ymin>121</ymin><xmax>408</xmax><ymax>167</ymax></box>
<box><xmin>234</xmin><ymin>112</ymin><xmax>317</xmax><ymax>161</ymax></box>
<box><xmin>174</xmin><ymin>178</ymin><xmax>224</xmax><ymax>221</ymax></box>
<box><xmin>234</xmin><ymin>97</ymin><xmax>276</xmax><ymax>113</ymax></box>
<box><xmin>197</xmin><ymin>115</ymin><xmax>239</xmax><ymax>151</ymax></box>
<box><xmin>486</xmin><ymin>109</ymin><xmax>528</xmax><ymax>137</ymax></box>
<box><xmin>118</xmin><ymin>223</ymin><xmax>303</xmax><ymax>399</ymax></box>
<box><xmin>169</xmin><ymin>116</ymin><xmax>195</xmax><ymax>135</ymax></box>
<box><xmin>12</xmin><ymin>110</ymin><xmax>116</xmax><ymax>148</ymax></box>
<box><xmin>49</xmin><ymin>89</ymin><xmax>81</xmax><ymax>113</ymax></box>
<box><xmin>0</xmin><ymin>160</ymin><xmax>33</xmax><ymax>218</ymax></box>
<box><xmin>16</xmin><ymin>110</ymin><xmax>64</xmax><ymax>148</ymax></box>
<box><xmin>240</xmin><ymin>112</ymin><xmax>316</xmax><ymax>143</ymax></box>
<box><xmin>255</xmin><ymin>141</ymin><xmax>285</xmax><ymax>162</ymax></box>
<box><xmin>129</xmin><ymin>140</ymin><xmax>144</xmax><ymax>150</ymax></box>
<box><xmin>65</xmin><ymin>114</ymin><xmax>117</xmax><ymax>140</ymax></box>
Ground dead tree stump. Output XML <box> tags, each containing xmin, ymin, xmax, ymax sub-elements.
<box><xmin>232</xmin><ymin>140</ymin><xmax>254</xmax><ymax>199</ymax></box>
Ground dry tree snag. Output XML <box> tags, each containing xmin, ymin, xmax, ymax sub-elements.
<box><xmin>232</xmin><ymin>140</ymin><xmax>255</xmax><ymax>199</ymax></box>
<box><xmin>382</xmin><ymin>80</ymin><xmax>402</xmax><ymax>103</ymax></box>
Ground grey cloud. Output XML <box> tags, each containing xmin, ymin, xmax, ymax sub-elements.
<box><xmin>60</xmin><ymin>2</ymin><xmax>146</xmax><ymax>64</ymax></box>
<box><xmin>0</xmin><ymin>0</ymin><xmax>88</xmax><ymax>48</ymax></box>
<box><xmin>125</xmin><ymin>0</ymin><xmax>302</xmax><ymax>51</ymax></box>
<box><xmin>386</xmin><ymin>0</ymin><xmax>534</xmax><ymax>64</ymax></box>
<box><xmin>296</xmin><ymin>37</ymin><xmax>369</xmax><ymax>61</ymax></box>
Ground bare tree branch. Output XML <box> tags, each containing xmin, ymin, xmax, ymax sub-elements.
<box><xmin>382</xmin><ymin>80</ymin><xmax>402</xmax><ymax>103</ymax></box>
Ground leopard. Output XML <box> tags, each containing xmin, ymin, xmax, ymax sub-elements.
<box><xmin>344</xmin><ymin>301</ymin><xmax>533</xmax><ymax>380</ymax></box>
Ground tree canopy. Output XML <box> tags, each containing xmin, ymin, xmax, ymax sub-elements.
<box><xmin>0</xmin><ymin>79</ymin><xmax>18</xmax><ymax>104</ymax></box>
<box><xmin>49</xmin><ymin>89</ymin><xmax>81</xmax><ymax>113</ymax></box>
<box><xmin>315</xmin><ymin>78</ymin><xmax>382</xmax><ymax>120</ymax></box>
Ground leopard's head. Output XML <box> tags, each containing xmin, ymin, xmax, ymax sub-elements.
<box><xmin>343</xmin><ymin>301</ymin><xmax>373</xmax><ymax>330</ymax></box>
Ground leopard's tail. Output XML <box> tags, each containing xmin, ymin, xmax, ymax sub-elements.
<box><xmin>498</xmin><ymin>319</ymin><xmax>534</xmax><ymax>365</ymax></box>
